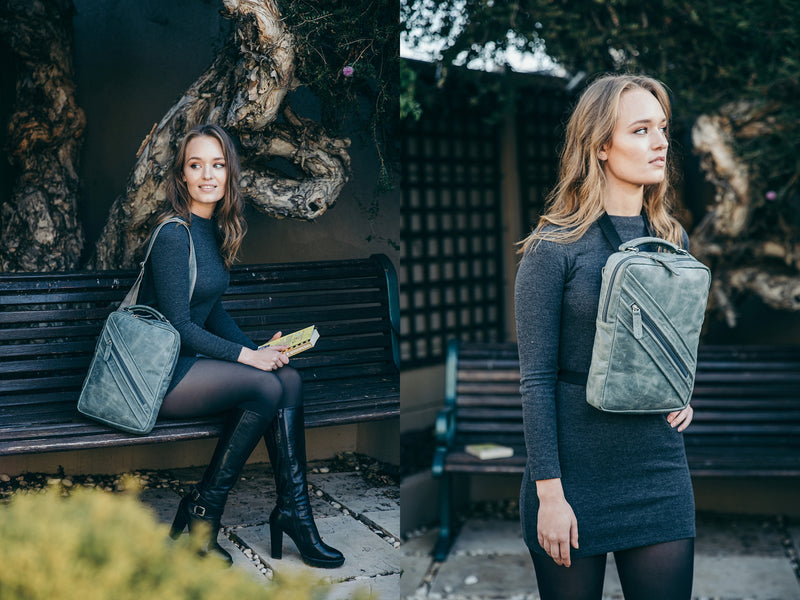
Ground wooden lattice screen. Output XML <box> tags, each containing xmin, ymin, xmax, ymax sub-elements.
<box><xmin>399</xmin><ymin>109</ymin><xmax>505</xmax><ymax>367</ymax></box>
<box><xmin>517</xmin><ymin>82</ymin><xmax>571</xmax><ymax>236</ymax></box>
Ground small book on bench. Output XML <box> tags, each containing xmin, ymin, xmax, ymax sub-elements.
<box><xmin>259</xmin><ymin>325</ymin><xmax>319</xmax><ymax>357</ymax></box>
<box><xmin>465</xmin><ymin>443</ymin><xmax>514</xmax><ymax>460</ymax></box>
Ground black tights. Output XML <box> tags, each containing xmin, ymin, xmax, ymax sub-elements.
<box><xmin>531</xmin><ymin>538</ymin><xmax>694</xmax><ymax>600</ymax></box>
<box><xmin>160</xmin><ymin>359</ymin><xmax>302</xmax><ymax>420</ymax></box>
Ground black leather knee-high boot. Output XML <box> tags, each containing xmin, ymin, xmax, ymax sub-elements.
<box><xmin>171</xmin><ymin>408</ymin><xmax>270</xmax><ymax>565</ymax></box>
<box><xmin>264</xmin><ymin>405</ymin><xmax>345</xmax><ymax>568</ymax></box>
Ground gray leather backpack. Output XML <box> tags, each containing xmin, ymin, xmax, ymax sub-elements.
<box><xmin>584</xmin><ymin>214</ymin><xmax>711</xmax><ymax>414</ymax></box>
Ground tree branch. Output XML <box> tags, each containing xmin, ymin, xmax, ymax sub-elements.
<box><xmin>91</xmin><ymin>0</ymin><xmax>350</xmax><ymax>269</ymax></box>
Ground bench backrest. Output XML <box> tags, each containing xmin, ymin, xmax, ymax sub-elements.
<box><xmin>445</xmin><ymin>340</ymin><xmax>526</xmax><ymax>454</ymax></box>
<box><xmin>445</xmin><ymin>340</ymin><xmax>800</xmax><ymax>476</ymax></box>
<box><xmin>0</xmin><ymin>254</ymin><xmax>399</xmax><ymax>429</ymax></box>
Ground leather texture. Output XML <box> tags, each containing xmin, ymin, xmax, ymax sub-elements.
<box><xmin>587</xmin><ymin>234</ymin><xmax>711</xmax><ymax>414</ymax></box>
<box><xmin>77</xmin><ymin>218</ymin><xmax>194</xmax><ymax>434</ymax></box>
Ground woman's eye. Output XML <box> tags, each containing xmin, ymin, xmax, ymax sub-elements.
<box><xmin>634</xmin><ymin>127</ymin><xmax>647</xmax><ymax>134</ymax></box>
<box><xmin>189</xmin><ymin>163</ymin><xmax>201</xmax><ymax>169</ymax></box>
<box><xmin>214</xmin><ymin>163</ymin><xmax>225</xmax><ymax>169</ymax></box>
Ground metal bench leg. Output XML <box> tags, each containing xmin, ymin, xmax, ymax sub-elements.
<box><xmin>432</xmin><ymin>472</ymin><xmax>453</xmax><ymax>561</ymax></box>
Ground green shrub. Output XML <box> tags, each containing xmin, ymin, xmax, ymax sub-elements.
<box><xmin>0</xmin><ymin>481</ymin><xmax>327</xmax><ymax>600</ymax></box>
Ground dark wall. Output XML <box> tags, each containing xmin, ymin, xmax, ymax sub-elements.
<box><xmin>73</xmin><ymin>0</ymin><xmax>230</xmax><ymax>257</ymax></box>
<box><xmin>0</xmin><ymin>39</ymin><xmax>15</xmax><ymax>209</ymax></box>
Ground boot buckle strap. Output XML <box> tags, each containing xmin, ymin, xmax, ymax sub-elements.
<box><xmin>188</xmin><ymin>488</ymin><xmax>206</xmax><ymax>516</ymax></box>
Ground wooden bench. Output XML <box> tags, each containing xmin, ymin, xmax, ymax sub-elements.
<box><xmin>431</xmin><ymin>339</ymin><xmax>800</xmax><ymax>560</ymax></box>
<box><xmin>0</xmin><ymin>254</ymin><xmax>399</xmax><ymax>456</ymax></box>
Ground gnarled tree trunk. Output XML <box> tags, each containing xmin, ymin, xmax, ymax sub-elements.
<box><xmin>690</xmin><ymin>102</ymin><xmax>800</xmax><ymax>326</ymax></box>
<box><xmin>91</xmin><ymin>0</ymin><xmax>350</xmax><ymax>270</ymax></box>
<box><xmin>0</xmin><ymin>0</ymin><xmax>86</xmax><ymax>272</ymax></box>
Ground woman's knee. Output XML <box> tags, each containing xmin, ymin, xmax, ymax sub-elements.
<box><xmin>277</xmin><ymin>365</ymin><xmax>303</xmax><ymax>407</ymax></box>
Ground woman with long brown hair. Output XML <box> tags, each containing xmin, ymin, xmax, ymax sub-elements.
<box><xmin>142</xmin><ymin>123</ymin><xmax>344</xmax><ymax>568</ymax></box>
<box><xmin>515</xmin><ymin>75</ymin><xmax>695</xmax><ymax>599</ymax></box>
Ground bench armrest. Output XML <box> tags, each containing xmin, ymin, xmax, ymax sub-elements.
<box><xmin>432</xmin><ymin>406</ymin><xmax>456</xmax><ymax>477</ymax></box>
<box><xmin>434</xmin><ymin>405</ymin><xmax>455</xmax><ymax>446</ymax></box>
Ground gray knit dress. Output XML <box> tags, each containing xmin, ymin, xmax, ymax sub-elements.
<box><xmin>514</xmin><ymin>215</ymin><xmax>695</xmax><ymax>558</ymax></box>
<box><xmin>140</xmin><ymin>215</ymin><xmax>259</xmax><ymax>394</ymax></box>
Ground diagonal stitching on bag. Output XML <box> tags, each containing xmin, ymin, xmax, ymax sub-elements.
<box><xmin>106</xmin><ymin>314</ymin><xmax>156</xmax><ymax>401</ymax></box>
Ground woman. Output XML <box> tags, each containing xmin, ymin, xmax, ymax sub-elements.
<box><xmin>514</xmin><ymin>74</ymin><xmax>695</xmax><ymax>599</ymax></box>
<box><xmin>142</xmin><ymin>123</ymin><xmax>344</xmax><ymax>569</ymax></box>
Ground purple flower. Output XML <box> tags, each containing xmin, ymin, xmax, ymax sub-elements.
<box><xmin>766</xmin><ymin>190</ymin><xmax>777</xmax><ymax>201</ymax></box>
<box><xmin>342</xmin><ymin>66</ymin><xmax>354</xmax><ymax>78</ymax></box>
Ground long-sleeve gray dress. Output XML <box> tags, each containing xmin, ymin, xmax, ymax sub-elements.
<box><xmin>514</xmin><ymin>214</ymin><xmax>695</xmax><ymax>558</ymax></box>
<box><xmin>140</xmin><ymin>214</ymin><xmax>259</xmax><ymax>394</ymax></box>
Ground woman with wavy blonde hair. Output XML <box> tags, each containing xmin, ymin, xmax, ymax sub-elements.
<box><xmin>515</xmin><ymin>75</ymin><xmax>694</xmax><ymax>599</ymax></box>
<box><xmin>143</xmin><ymin>123</ymin><xmax>344</xmax><ymax>569</ymax></box>
<box><xmin>520</xmin><ymin>74</ymin><xmax>683</xmax><ymax>253</ymax></box>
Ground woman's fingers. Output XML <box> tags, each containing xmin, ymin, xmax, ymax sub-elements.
<box><xmin>558</xmin><ymin>539</ymin><xmax>572</xmax><ymax>567</ymax></box>
<box><xmin>667</xmin><ymin>404</ymin><xmax>694</xmax><ymax>432</ymax></box>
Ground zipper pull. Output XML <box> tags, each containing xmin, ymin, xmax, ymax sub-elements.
<box><xmin>632</xmin><ymin>304</ymin><xmax>643</xmax><ymax>339</ymax></box>
<box><xmin>103</xmin><ymin>337</ymin><xmax>112</xmax><ymax>361</ymax></box>
<box><xmin>653</xmin><ymin>255</ymin><xmax>680</xmax><ymax>276</ymax></box>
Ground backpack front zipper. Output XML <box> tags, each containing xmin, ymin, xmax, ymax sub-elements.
<box><xmin>631</xmin><ymin>303</ymin><xmax>690</xmax><ymax>379</ymax></box>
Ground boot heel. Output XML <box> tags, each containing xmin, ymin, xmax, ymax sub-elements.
<box><xmin>270</xmin><ymin>520</ymin><xmax>283</xmax><ymax>559</ymax></box>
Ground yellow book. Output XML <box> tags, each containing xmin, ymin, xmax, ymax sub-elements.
<box><xmin>259</xmin><ymin>325</ymin><xmax>320</xmax><ymax>357</ymax></box>
<box><xmin>465</xmin><ymin>443</ymin><xmax>514</xmax><ymax>460</ymax></box>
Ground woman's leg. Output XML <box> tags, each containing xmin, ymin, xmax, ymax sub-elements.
<box><xmin>613</xmin><ymin>538</ymin><xmax>694</xmax><ymax>600</ymax></box>
<box><xmin>160</xmin><ymin>359</ymin><xmax>293</xmax><ymax>419</ymax></box>
<box><xmin>164</xmin><ymin>360</ymin><xmax>291</xmax><ymax>565</ymax></box>
<box><xmin>263</xmin><ymin>367</ymin><xmax>344</xmax><ymax>568</ymax></box>
<box><xmin>530</xmin><ymin>551</ymin><xmax>607</xmax><ymax>600</ymax></box>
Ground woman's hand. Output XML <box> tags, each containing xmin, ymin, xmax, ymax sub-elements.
<box><xmin>536</xmin><ymin>478</ymin><xmax>579</xmax><ymax>567</ymax></box>
<box><xmin>667</xmin><ymin>404</ymin><xmax>693</xmax><ymax>432</ymax></box>
<box><xmin>238</xmin><ymin>345</ymin><xmax>289</xmax><ymax>371</ymax></box>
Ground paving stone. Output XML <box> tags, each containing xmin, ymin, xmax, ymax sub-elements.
<box><xmin>399</xmin><ymin>552</ymin><xmax>432</xmax><ymax>599</ymax></box>
<box><xmin>138</xmin><ymin>486</ymin><xmax>180</xmax><ymax>524</ymax></box>
<box><xmin>235</xmin><ymin>514</ymin><xmax>400</xmax><ymax>581</ymax></box>
<box><xmin>430</xmin><ymin>552</ymin><xmax>536</xmax><ymax>597</ymax></box>
<box><xmin>312</xmin><ymin>471</ymin><xmax>400</xmax><ymax>515</ymax></box>
<box><xmin>363</xmin><ymin>508</ymin><xmax>400</xmax><ymax>540</ymax></box>
<box><xmin>693</xmin><ymin>555</ymin><xmax>800</xmax><ymax>599</ymax></box>
<box><xmin>695</xmin><ymin>513</ymin><xmax>786</xmax><ymax>557</ymax></box>
<box><xmin>787</xmin><ymin>522</ymin><xmax>800</xmax><ymax>567</ymax></box>
<box><xmin>326</xmin><ymin>573</ymin><xmax>400</xmax><ymax>600</ymax></box>
<box><xmin>220</xmin><ymin>534</ymin><xmax>272</xmax><ymax>583</ymax></box>
<box><xmin>401</xmin><ymin>529</ymin><xmax>439</xmax><ymax>557</ymax></box>
<box><xmin>449</xmin><ymin>519</ymin><xmax>527</xmax><ymax>556</ymax></box>
<box><xmin>602</xmin><ymin>554</ymin><xmax>623</xmax><ymax>598</ymax></box>
<box><xmin>221</xmin><ymin>466</ymin><xmax>274</xmax><ymax>527</ymax></box>
<box><xmin>165</xmin><ymin>528</ymin><xmax>267</xmax><ymax>583</ymax></box>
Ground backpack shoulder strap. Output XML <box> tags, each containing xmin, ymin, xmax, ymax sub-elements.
<box><xmin>598</xmin><ymin>213</ymin><xmax>623</xmax><ymax>253</ymax></box>
<box><xmin>599</xmin><ymin>209</ymin><xmax>657</xmax><ymax>253</ymax></box>
<box><xmin>120</xmin><ymin>217</ymin><xmax>197</xmax><ymax>308</ymax></box>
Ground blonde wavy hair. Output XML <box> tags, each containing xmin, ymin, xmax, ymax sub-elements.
<box><xmin>519</xmin><ymin>74</ymin><xmax>683</xmax><ymax>255</ymax></box>
<box><xmin>159</xmin><ymin>123</ymin><xmax>247</xmax><ymax>268</ymax></box>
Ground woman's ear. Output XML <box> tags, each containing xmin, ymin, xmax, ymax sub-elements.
<box><xmin>598</xmin><ymin>146</ymin><xmax>608</xmax><ymax>161</ymax></box>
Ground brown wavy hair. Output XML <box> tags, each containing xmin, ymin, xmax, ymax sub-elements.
<box><xmin>519</xmin><ymin>74</ymin><xmax>683</xmax><ymax>255</ymax></box>
<box><xmin>160</xmin><ymin>123</ymin><xmax>246</xmax><ymax>268</ymax></box>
